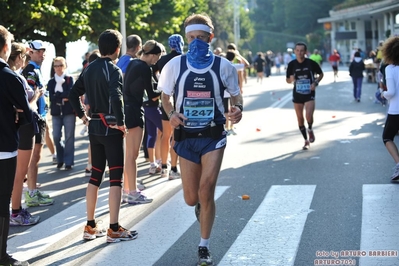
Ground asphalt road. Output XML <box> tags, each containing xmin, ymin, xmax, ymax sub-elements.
<box><xmin>8</xmin><ymin>64</ymin><xmax>399</xmax><ymax>266</ymax></box>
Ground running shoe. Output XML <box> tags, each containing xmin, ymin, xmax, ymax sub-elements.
<box><xmin>37</xmin><ymin>190</ymin><xmax>50</xmax><ymax>198</ymax></box>
<box><xmin>80</xmin><ymin>126</ymin><xmax>88</xmax><ymax>136</ymax></box>
<box><xmin>85</xmin><ymin>168</ymin><xmax>91</xmax><ymax>177</ymax></box>
<box><xmin>302</xmin><ymin>140</ymin><xmax>310</xmax><ymax>150</ymax></box>
<box><xmin>198</xmin><ymin>246</ymin><xmax>213</xmax><ymax>266</ymax></box>
<box><xmin>391</xmin><ymin>164</ymin><xmax>399</xmax><ymax>181</ymax></box>
<box><xmin>195</xmin><ymin>202</ymin><xmax>201</xmax><ymax>222</ymax></box>
<box><xmin>10</xmin><ymin>209</ymin><xmax>40</xmax><ymax>226</ymax></box>
<box><xmin>137</xmin><ymin>184</ymin><xmax>146</xmax><ymax>191</ymax></box>
<box><xmin>52</xmin><ymin>156</ymin><xmax>57</xmax><ymax>165</ymax></box>
<box><xmin>161</xmin><ymin>168</ymin><xmax>169</xmax><ymax>178</ymax></box>
<box><xmin>148</xmin><ymin>163</ymin><xmax>161</xmax><ymax>174</ymax></box>
<box><xmin>230</xmin><ymin>129</ymin><xmax>237</xmax><ymax>135</ymax></box>
<box><xmin>308</xmin><ymin>129</ymin><xmax>315</xmax><ymax>143</ymax></box>
<box><xmin>106</xmin><ymin>226</ymin><xmax>138</xmax><ymax>243</ymax></box>
<box><xmin>83</xmin><ymin>224</ymin><xmax>106</xmax><ymax>240</ymax></box>
<box><xmin>0</xmin><ymin>254</ymin><xmax>29</xmax><ymax>266</ymax></box>
<box><xmin>123</xmin><ymin>191</ymin><xmax>153</xmax><ymax>205</ymax></box>
<box><xmin>169</xmin><ymin>170</ymin><xmax>181</xmax><ymax>180</ymax></box>
<box><xmin>25</xmin><ymin>191</ymin><xmax>54</xmax><ymax>207</ymax></box>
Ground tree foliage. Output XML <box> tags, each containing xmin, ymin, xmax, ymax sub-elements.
<box><xmin>0</xmin><ymin>0</ymin><xmax>254</xmax><ymax>57</ymax></box>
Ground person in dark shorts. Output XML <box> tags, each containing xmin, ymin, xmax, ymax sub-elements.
<box><xmin>329</xmin><ymin>49</ymin><xmax>340</xmax><ymax>82</ymax></box>
<box><xmin>122</xmin><ymin>40</ymin><xmax>164</xmax><ymax>204</ymax></box>
<box><xmin>159</xmin><ymin>13</ymin><xmax>243</xmax><ymax>266</ymax></box>
<box><xmin>154</xmin><ymin>34</ymin><xmax>184</xmax><ymax>180</ymax></box>
<box><xmin>69</xmin><ymin>29</ymin><xmax>137</xmax><ymax>243</ymax></box>
<box><xmin>286</xmin><ymin>42</ymin><xmax>323</xmax><ymax>150</ymax></box>
<box><xmin>0</xmin><ymin>25</ymin><xmax>32</xmax><ymax>266</ymax></box>
<box><xmin>380</xmin><ymin>36</ymin><xmax>399</xmax><ymax>181</ymax></box>
<box><xmin>22</xmin><ymin>40</ymin><xmax>54</xmax><ymax>207</ymax></box>
<box><xmin>8</xmin><ymin>42</ymin><xmax>41</xmax><ymax>227</ymax></box>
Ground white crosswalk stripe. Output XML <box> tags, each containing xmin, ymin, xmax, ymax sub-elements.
<box><xmin>9</xmin><ymin>184</ymin><xmax>399</xmax><ymax>265</ymax></box>
<box><xmin>219</xmin><ymin>185</ymin><xmax>316</xmax><ymax>266</ymax></box>
<box><xmin>360</xmin><ymin>185</ymin><xmax>399</xmax><ymax>266</ymax></box>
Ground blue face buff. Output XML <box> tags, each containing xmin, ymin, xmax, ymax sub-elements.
<box><xmin>186</xmin><ymin>38</ymin><xmax>214</xmax><ymax>69</ymax></box>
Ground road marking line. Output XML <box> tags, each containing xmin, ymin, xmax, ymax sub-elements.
<box><xmin>8</xmin><ymin>189</ymin><xmax>110</xmax><ymax>260</ymax></box>
<box><xmin>219</xmin><ymin>185</ymin><xmax>316</xmax><ymax>265</ymax></box>
<box><xmin>360</xmin><ymin>184</ymin><xmax>399</xmax><ymax>266</ymax></box>
<box><xmin>83</xmin><ymin>186</ymin><xmax>229</xmax><ymax>266</ymax></box>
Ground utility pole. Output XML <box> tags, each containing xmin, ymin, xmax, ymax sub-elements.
<box><xmin>120</xmin><ymin>0</ymin><xmax>127</xmax><ymax>54</ymax></box>
<box><xmin>233</xmin><ymin>0</ymin><xmax>240</xmax><ymax>46</ymax></box>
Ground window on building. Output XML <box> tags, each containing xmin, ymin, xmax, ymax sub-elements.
<box><xmin>395</xmin><ymin>13</ymin><xmax>399</xmax><ymax>24</ymax></box>
<box><xmin>351</xmin><ymin>22</ymin><xmax>356</xmax><ymax>30</ymax></box>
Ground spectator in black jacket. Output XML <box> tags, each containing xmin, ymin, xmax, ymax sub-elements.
<box><xmin>69</xmin><ymin>29</ymin><xmax>137</xmax><ymax>243</ymax></box>
<box><xmin>0</xmin><ymin>25</ymin><xmax>32</xmax><ymax>266</ymax></box>
<box><xmin>349</xmin><ymin>51</ymin><xmax>365</xmax><ymax>102</ymax></box>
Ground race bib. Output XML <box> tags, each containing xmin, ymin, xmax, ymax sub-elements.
<box><xmin>183</xmin><ymin>98</ymin><xmax>214</xmax><ymax>128</ymax></box>
<box><xmin>296</xmin><ymin>79</ymin><xmax>311</xmax><ymax>94</ymax></box>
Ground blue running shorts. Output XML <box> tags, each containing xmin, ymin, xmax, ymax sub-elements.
<box><xmin>174</xmin><ymin>134</ymin><xmax>227</xmax><ymax>164</ymax></box>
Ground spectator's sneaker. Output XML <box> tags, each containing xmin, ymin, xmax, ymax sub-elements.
<box><xmin>391</xmin><ymin>164</ymin><xmax>399</xmax><ymax>181</ymax></box>
<box><xmin>169</xmin><ymin>170</ymin><xmax>181</xmax><ymax>180</ymax></box>
<box><xmin>106</xmin><ymin>226</ymin><xmax>138</xmax><ymax>243</ymax></box>
<box><xmin>10</xmin><ymin>209</ymin><xmax>40</xmax><ymax>226</ymax></box>
<box><xmin>83</xmin><ymin>224</ymin><xmax>106</xmax><ymax>240</ymax></box>
<box><xmin>84</xmin><ymin>168</ymin><xmax>91</xmax><ymax>177</ymax></box>
<box><xmin>308</xmin><ymin>129</ymin><xmax>315</xmax><ymax>143</ymax></box>
<box><xmin>302</xmin><ymin>140</ymin><xmax>310</xmax><ymax>150</ymax></box>
<box><xmin>80</xmin><ymin>126</ymin><xmax>88</xmax><ymax>136</ymax></box>
<box><xmin>25</xmin><ymin>191</ymin><xmax>54</xmax><ymax>207</ymax></box>
<box><xmin>161</xmin><ymin>168</ymin><xmax>169</xmax><ymax>178</ymax></box>
<box><xmin>148</xmin><ymin>163</ymin><xmax>161</xmax><ymax>174</ymax></box>
<box><xmin>198</xmin><ymin>246</ymin><xmax>213</xmax><ymax>266</ymax></box>
<box><xmin>195</xmin><ymin>203</ymin><xmax>201</xmax><ymax>222</ymax></box>
<box><xmin>137</xmin><ymin>183</ymin><xmax>146</xmax><ymax>191</ymax></box>
<box><xmin>0</xmin><ymin>254</ymin><xmax>29</xmax><ymax>266</ymax></box>
<box><xmin>123</xmin><ymin>191</ymin><xmax>153</xmax><ymax>205</ymax></box>
<box><xmin>52</xmin><ymin>156</ymin><xmax>57</xmax><ymax>165</ymax></box>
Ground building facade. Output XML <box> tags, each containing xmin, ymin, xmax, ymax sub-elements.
<box><xmin>318</xmin><ymin>0</ymin><xmax>399</xmax><ymax>64</ymax></box>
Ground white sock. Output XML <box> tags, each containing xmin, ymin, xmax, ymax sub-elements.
<box><xmin>199</xmin><ymin>238</ymin><xmax>210</xmax><ymax>248</ymax></box>
<box><xmin>29</xmin><ymin>189</ymin><xmax>38</xmax><ymax>197</ymax></box>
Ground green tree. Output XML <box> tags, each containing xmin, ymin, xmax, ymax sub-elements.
<box><xmin>0</xmin><ymin>1</ymin><xmax>98</xmax><ymax>57</ymax></box>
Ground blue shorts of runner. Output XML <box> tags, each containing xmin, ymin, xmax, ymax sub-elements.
<box><xmin>174</xmin><ymin>134</ymin><xmax>227</xmax><ymax>164</ymax></box>
<box><xmin>292</xmin><ymin>91</ymin><xmax>315</xmax><ymax>104</ymax></box>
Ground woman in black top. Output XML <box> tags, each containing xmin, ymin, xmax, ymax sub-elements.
<box><xmin>254</xmin><ymin>52</ymin><xmax>265</xmax><ymax>84</ymax></box>
<box><xmin>122</xmin><ymin>40</ymin><xmax>163</xmax><ymax>204</ymax></box>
